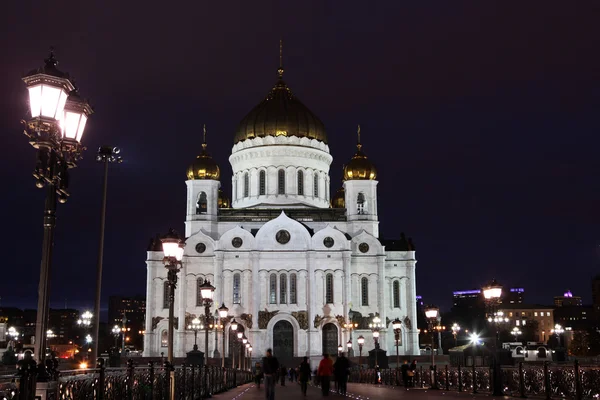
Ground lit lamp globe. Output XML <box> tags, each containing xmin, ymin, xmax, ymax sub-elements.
<box><xmin>338</xmin><ymin>344</ymin><xmax>343</xmax><ymax>353</ymax></box>
<box><xmin>242</xmin><ymin>335</ymin><xmax>248</xmax><ymax>345</ymax></box>
<box><xmin>199</xmin><ymin>280</ymin><xmax>216</xmax><ymax>302</ymax></box>
<box><xmin>60</xmin><ymin>90</ymin><xmax>93</xmax><ymax>145</ymax></box>
<box><xmin>357</xmin><ymin>336</ymin><xmax>365</xmax><ymax>346</ymax></box>
<box><xmin>218</xmin><ymin>303</ymin><xmax>229</xmax><ymax>319</ymax></box>
<box><xmin>161</xmin><ymin>229</ymin><xmax>185</xmax><ymax>264</ymax></box>
<box><xmin>392</xmin><ymin>318</ymin><xmax>402</xmax><ymax>332</ymax></box>
<box><xmin>372</xmin><ymin>330</ymin><xmax>380</xmax><ymax>339</ymax></box>
<box><xmin>424</xmin><ymin>306</ymin><xmax>439</xmax><ymax>320</ymax></box>
<box><xmin>237</xmin><ymin>332</ymin><xmax>243</xmax><ymax>340</ymax></box>
<box><xmin>483</xmin><ymin>279</ymin><xmax>502</xmax><ymax>300</ymax></box>
<box><xmin>346</xmin><ymin>340</ymin><xmax>352</xmax><ymax>349</ymax></box>
<box><xmin>190</xmin><ymin>318</ymin><xmax>201</xmax><ymax>330</ymax></box>
<box><xmin>246</xmin><ymin>342</ymin><xmax>250</xmax><ymax>349</ymax></box>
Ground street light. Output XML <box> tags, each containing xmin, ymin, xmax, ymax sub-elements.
<box><xmin>230</xmin><ymin>318</ymin><xmax>238</xmax><ymax>369</ymax></box>
<box><xmin>161</xmin><ymin>228</ymin><xmax>185</xmax><ymax>400</ymax></box>
<box><xmin>7</xmin><ymin>327</ymin><xmax>19</xmax><ymax>342</ymax></box>
<box><xmin>337</xmin><ymin>344</ymin><xmax>343</xmax><ymax>357</ymax></box>
<box><xmin>188</xmin><ymin>318</ymin><xmax>201</xmax><ymax>351</ymax></box>
<box><xmin>346</xmin><ymin>340</ymin><xmax>352</xmax><ymax>356</ymax></box>
<box><xmin>551</xmin><ymin>324</ymin><xmax>564</xmax><ymax>347</ymax></box>
<box><xmin>391</xmin><ymin>317</ymin><xmax>402</xmax><ymax>384</ymax></box>
<box><xmin>482</xmin><ymin>279</ymin><xmax>503</xmax><ymax>396</ymax></box>
<box><xmin>199</xmin><ymin>280</ymin><xmax>215</xmax><ymax>396</ymax></box>
<box><xmin>112</xmin><ymin>325</ymin><xmax>121</xmax><ymax>350</ymax></box>
<box><xmin>424</xmin><ymin>305</ymin><xmax>440</xmax><ymax>389</ymax></box>
<box><xmin>451</xmin><ymin>323</ymin><xmax>461</xmax><ymax>347</ymax></box>
<box><xmin>344</xmin><ymin>313</ymin><xmax>359</xmax><ymax>357</ymax></box>
<box><xmin>357</xmin><ymin>335</ymin><xmax>365</xmax><ymax>366</ymax></box>
<box><xmin>22</xmin><ymin>50</ymin><xmax>92</xmax><ymax>376</ymax></box>
<box><xmin>511</xmin><ymin>327</ymin><xmax>522</xmax><ymax>342</ymax></box>
<box><xmin>237</xmin><ymin>331</ymin><xmax>243</xmax><ymax>369</ymax></box>
<box><xmin>245</xmin><ymin>342</ymin><xmax>251</xmax><ymax>370</ymax></box>
<box><xmin>369</xmin><ymin>315</ymin><xmax>383</xmax><ymax>369</ymax></box>
<box><xmin>218</xmin><ymin>303</ymin><xmax>229</xmax><ymax>368</ymax></box>
<box><xmin>77</xmin><ymin>311</ymin><xmax>93</xmax><ymax>328</ymax></box>
<box><xmin>91</xmin><ymin>146</ymin><xmax>122</xmax><ymax>363</ymax></box>
<box><xmin>241</xmin><ymin>334</ymin><xmax>248</xmax><ymax>370</ymax></box>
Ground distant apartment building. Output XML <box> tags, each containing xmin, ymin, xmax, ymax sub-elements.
<box><xmin>497</xmin><ymin>304</ymin><xmax>554</xmax><ymax>342</ymax></box>
<box><xmin>554</xmin><ymin>290</ymin><xmax>583</xmax><ymax>307</ymax></box>
<box><xmin>108</xmin><ymin>295</ymin><xmax>146</xmax><ymax>349</ymax></box>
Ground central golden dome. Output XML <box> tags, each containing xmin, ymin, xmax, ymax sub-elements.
<box><xmin>234</xmin><ymin>68</ymin><xmax>327</xmax><ymax>144</ymax></box>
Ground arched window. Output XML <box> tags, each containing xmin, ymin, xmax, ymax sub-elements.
<box><xmin>314</xmin><ymin>173</ymin><xmax>319</xmax><ymax>197</ymax></box>
<box><xmin>161</xmin><ymin>330</ymin><xmax>168</xmax><ymax>347</ymax></box>
<box><xmin>280</xmin><ymin>274</ymin><xmax>287</xmax><ymax>304</ymax></box>
<box><xmin>393</xmin><ymin>280</ymin><xmax>400</xmax><ymax>308</ymax></box>
<box><xmin>325</xmin><ymin>273</ymin><xmax>334</xmax><ymax>304</ymax></box>
<box><xmin>357</xmin><ymin>192</ymin><xmax>366</xmax><ymax>215</ymax></box>
<box><xmin>269</xmin><ymin>273</ymin><xmax>277</xmax><ymax>304</ymax></box>
<box><xmin>290</xmin><ymin>273</ymin><xmax>297</xmax><ymax>304</ymax></box>
<box><xmin>233</xmin><ymin>273</ymin><xmax>241</xmax><ymax>304</ymax></box>
<box><xmin>196</xmin><ymin>192</ymin><xmax>207</xmax><ymax>214</ymax></box>
<box><xmin>259</xmin><ymin>170</ymin><xmax>266</xmax><ymax>195</ymax></box>
<box><xmin>361</xmin><ymin>277</ymin><xmax>369</xmax><ymax>306</ymax></box>
<box><xmin>163</xmin><ymin>281</ymin><xmax>170</xmax><ymax>309</ymax></box>
<box><xmin>278</xmin><ymin>169</ymin><xmax>286</xmax><ymax>194</ymax></box>
<box><xmin>196</xmin><ymin>277</ymin><xmax>205</xmax><ymax>306</ymax></box>
<box><xmin>243</xmin><ymin>173</ymin><xmax>249</xmax><ymax>198</ymax></box>
<box><xmin>297</xmin><ymin>171</ymin><xmax>304</xmax><ymax>195</ymax></box>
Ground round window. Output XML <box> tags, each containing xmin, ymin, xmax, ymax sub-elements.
<box><xmin>195</xmin><ymin>243</ymin><xmax>206</xmax><ymax>254</ymax></box>
<box><xmin>232</xmin><ymin>237</ymin><xmax>243</xmax><ymax>248</ymax></box>
<box><xmin>323</xmin><ymin>237</ymin><xmax>334</xmax><ymax>248</ymax></box>
<box><xmin>359</xmin><ymin>242</ymin><xmax>369</xmax><ymax>253</ymax></box>
<box><xmin>276</xmin><ymin>230</ymin><xmax>291</xmax><ymax>244</ymax></box>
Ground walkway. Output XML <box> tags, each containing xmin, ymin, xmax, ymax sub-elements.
<box><xmin>212</xmin><ymin>381</ymin><xmax>515</xmax><ymax>400</ymax></box>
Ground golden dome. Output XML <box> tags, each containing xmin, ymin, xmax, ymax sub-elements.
<box><xmin>234</xmin><ymin>66</ymin><xmax>327</xmax><ymax>144</ymax></box>
<box><xmin>343</xmin><ymin>126</ymin><xmax>377</xmax><ymax>180</ymax></box>
<box><xmin>218</xmin><ymin>189</ymin><xmax>230</xmax><ymax>208</ymax></box>
<box><xmin>331</xmin><ymin>187</ymin><xmax>345</xmax><ymax>208</ymax></box>
<box><xmin>186</xmin><ymin>125</ymin><xmax>221</xmax><ymax>180</ymax></box>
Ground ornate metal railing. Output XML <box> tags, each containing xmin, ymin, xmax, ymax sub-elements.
<box><xmin>348</xmin><ymin>360</ymin><xmax>595</xmax><ymax>399</ymax></box>
<box><xmin>12</xmin><ymin>359</ymin><xmax>253</xmax><ymax>400</ymax></box>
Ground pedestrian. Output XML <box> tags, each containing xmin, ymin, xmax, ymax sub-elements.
<box><xmin>280</xmin><ymin>365</ymin><xmax>286</xmax><ymax>386</ymax></box>
<box><xmin>255</xmin><ymin>361</ymin><xmax>263</xmax><ymax>389</ymax></box>
<box><xmin>262</xmin><ymin>348</ymin><xmax>280</xmax><ymax>400</ymax></box>
<box><xmin>299</xmin><ymin>356</ymin><xmax>311</xmax><ymax>396</ymax></box>
<box><xmin>409</xmin><ymin>360</ymin><xmax>417</xmax><ymax>387</ymax></box>
<box><xmin>401</xmin><ymin>360</ymin><xmax>409</xmax><ymax>389</ymax></box>
<box><xmin>317</xmin><ymin>354</ymin><xmax>334</xmax><ymax>396</ymax></box>
<box><xmin>333</xmin><ymin>352</ymin><xmax>350</xmax><ymax>396</ymax></box>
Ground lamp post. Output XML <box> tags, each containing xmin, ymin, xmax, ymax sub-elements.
<box><xmin>245</xmin><ymin>342</ymin><xmax>251</xmax><ymax>370</ymax></box>
<box><xmin>511</xmin><ymin>327</ymin><xmax>522</xmax><ymax>342</ymax></box>
<box><xmin>369</xmin><ymin>315</ymin><xmax>383</xmax><ymax>369</ymax></box>
<box><xmin>112</xmin><ymin>325</ymin><xmax>120</xmax><ymax>350</ymax></box>
<box><xmin>337</xmin><ymin>344</ymin><xmax>343</xmax><ymax>357</ymax></box>
<box><xmin>188</xmin><ymin>318</ymin><xmax>201</xmax><ymax>351</ymax></box>
<box><xmin>551</xmin><ymin>324</ymin><xmax>564</xmax><ymax>347</ymax></box>
<box><xmin>241</xmin><ymin>335</ymin><xmax>248</xmax><ymax>370</ymax></box>
<box><xmin>248</xmin><ymin>345</ymin><xmax>253</xmax><ymax>369</ymax></box>
<box><xmin>343</xmin><ymin>317</ymin><xmax>358</xmax><ymax>357</ymax></box>
<box><xmin>22</xmin><ymin>51</ymin><xmax>92</xmax><ymax>376</ymax></box>
<box><xmin>230</xmin><ymin>318</ymin><xmax>238</xmax><ymax>369</ymax></box>
<box><xmin>77</xmin><ymin>311</ymin><xmax>93</xmax><ymax>361</ymax></box>
<box><xmin>392</xmin><ymin>317</ymin><xmax>402</xmax><ymax>381</ymax></box>
<box><xmin>424</xmin><ymin>305</ymin><xmax>440</xmax><ymax>389</ymax></box>
<box><xmin>161</xmin><ymin>228</ymin><xmax>185</xmax><ymax>400</ymax></box>
<box><xmin>357</xmin><ymin>335</ymin><xmax>364</xmax><ymax>367</ymax></box>
<box><xmin>199</xmin><ymin>281</ymin><xmax>216</xmax><ymax>358</ymax></box>
<box><xmin>91</xmin><ymin>146</ymin><xmax>122</xmax><ymax>363</ymax></box>
<box><xmin>218</xmin><ymin>304</ymin><xmax>229</xmax><ymax>368</ymax></box>
<box><xmin>346</xmin><ymin>340</ymin><xmax>352</xmax><ymax>358</ymax></box>
<box><xmin>212</xmin><ymin>310</ymin><xmax>223</xmax><ymax>359</ymax></box>
<box><xmin>482</xmin><ymin>279</ymin><xmax>504</xmax><ymax>396</ymax></box>
<box><xmin>451</xmin><ymin>323</ymin><xmax>461</xmax><ymax>347</ymax></box>
<box><xmin>237</xmin><ymin>331</ymin><xmax>243</xmax><ymax>369</ymax></box>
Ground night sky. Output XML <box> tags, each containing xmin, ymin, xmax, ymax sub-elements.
<box><xmin>1</xmin><ymin>2</ymin><xmax>600</xmax><ymax>316</ymax></box>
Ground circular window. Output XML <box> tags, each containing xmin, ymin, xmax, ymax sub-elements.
<box><xmin>195</xmin><ymin>243</ymin><xmax>206</xmax><ymax>254</ymax></box>
<box><xmin>323</xmin><ymin>237</ymin><xmax>334</xmax><ymax>248</ymax></box>
<box><xmin>232</xmin><ymin>237</ymin><xmax>243</xmax><ymax>248</ymax></box>
<box><xmin>276</xmin><ymin>230</ymin><xmax>291</xmax><ymax>244</ymax></box>
<box><xmin>359</xmin><ymin>242</ymin><xmax>369</xmax><ymax>253</ymax></box>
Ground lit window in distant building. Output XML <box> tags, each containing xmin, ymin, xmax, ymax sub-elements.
<box><xmin>516</xmin><ymin>320</ymin><xmax>520</xmax><ymax>326</ymax></box>
<box><xmin>534</xmin><ymin>312</ymin><xmax>538</xmax><ymax>317</ymax></box>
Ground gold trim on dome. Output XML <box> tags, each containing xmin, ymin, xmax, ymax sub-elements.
<box><xmin>186</xmin><ymin>124</ymin><xmax>221</xmax><ymax>180</ymax></box>
<box><xmin>342</xmin><ymin>125</ymin><xmax>377</xmax><ymax>181</ymax></box>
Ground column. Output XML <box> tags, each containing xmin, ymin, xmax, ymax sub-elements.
<box><xmin>144</xmin><ymin>261</ymin><xmax>157</xmax><ymax>356</ymax></box>
<box><xmin>251</xmin><ymin>252</ymin><xmax>260</xmax><ymax>332</ymax></box>
<box><xmin>214</xmin><ymin>252</ymin><xmax>224</xmax><ymax>304</ymax></box>
<box><xmin>376</xmin><ymin>255</ymin><xmax>386</xmax><ymax>351</ymax></box>
<box><xmin>176</xmin><ymin>261</ymin><xmax>187</xmax><ymax>357</ymax></box>
<box><xmin>342</xmin><ymin>251</ymin><xmax>351</xmax><ymax>345</ymax></box>
<box><xmin>306</xmin><ymin>251</ymin><xmax>317</xmax><ymax>358</ymax></box>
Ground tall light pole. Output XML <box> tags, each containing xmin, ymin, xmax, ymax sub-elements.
<box><xmin>551</xmin><ymin>324</ymin><xmax>564</xmax><ymax>347</ymax></box>
<box><xmin>77</xmin><ymin>311</ymin><xmax>93</xmax><ymax>361</ymax></box>
<box><xmin>161</xmin><ymin>229</ymin><xmax>185</xmax><ymax>400</ymax></box>
<box><xmin>91</xmin><ymin>146</ymin><xmax>121</xmax><ymax>363</ymax></box>
<box><xmin>357</xmin><ymin>335</ymin><xmax>364</xmax><ymax>367</ymax></box>
<box><xmin>369</xmin><ymin>315</ymin><xmax>383</xmax><ymax>369</ymax></box>
<box><xmin>424</xmin><ymin>305</ymin><xmax>440</xmax><ymax>389</ymax></box>
<box><xmin>343</xmin><ymin>318</ymin><xmax>358</xmax><ymax>357</ymax></box>
<box><xmin>237</xmin><ymin>332</ymin><xmax>243</xmax><ymax>369</ymax></box>
<box><xmin>241</xmin><ymin>334</ymin><xmax>248</xmax><ymax>370</ymax></box>
<box><xmin>392</xmin><ymin>317</ymin><xmax>402</xmax><ymax>382</ymax></box>
<box><xmin>245</xmin><ymin>342</ymin><xmax>251</xmax><ymax>370</ymax></box>
<box><xmin>451</xmin><ymin>323</ymin><xmax>461</xmax><ymax>347</ymax></box>
<box><xmin>218</xmin><ymin>304</ymin><xmax>229</xmax><ymax>368</ymax></box>
<box><xmin>112</xmin><ymin>325</ymin><xmax>120</xmax><ymax>350</ymax></box>
<box><xmin>211</xmin><ymin>310</ymin><xmax>222</xmax><ymax>359</ymax></box>
<box><xmin>511</xmin><ymin>327</ymin><xmax>522</xmax><ymax>342</ymax></box>
<box><xmin>230</xmin><ymin>318</ymin><xmax>238</xmax><ymax>369</ymax></box>
<box><xmin>188</xmin><ymin>318</ymin><xmax>201</xmax><ymax>351</ymax></box>
<box><xmin>482</xmin><ymin>279</ymin><xmax>504</xmax><ymax>397</ymax></box>
<box><xmin>22</xmin><ymin>50</ymin><xmax>92</xmax><ymax>377</ymax></box>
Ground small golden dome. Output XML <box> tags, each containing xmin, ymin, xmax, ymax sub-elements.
<box><xmin>331</xmin><ymin>187</ymin><xmax>345</xmax><ymax>208</ymax></box>
<box><xmin>343</xmin><ymin>125</ymin><xmax>377</xmax><ymax>181</ymax></box>
<box><xmin>218</xmin><ymin>189</ymin><xmax>230</xmax><ymax>208</ymax></box>
<box><xmin>186</xmin><ymin>125</ymin><xmax>221</xmax><ymax>180</ymax></box>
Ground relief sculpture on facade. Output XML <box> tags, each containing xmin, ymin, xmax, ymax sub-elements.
<box><xmin>292</xmin><ymin>311</ymin><xmax>308</xmax><ymax>330</ymax></box>
<box><xmin>313</xmin><ymin>314</ymin><xmax>323</xmax><ymax>329</ymax></box>
<box><xmin>240</xmin><ymin>313</ymin><xmax>253</xmax><ymax>329</ymax></box>
<box><xmin>258</xmin><ymin>309</ymin><xmax>279</xmax><ymax>329</ymax></box>
<box><xmin>335</xmin><ymin>315</ymin><xmax>345</xmax><ymax>327</ymax></box>
<box><xmin>151</xmin><ymin>316</ymin><xmax>164</xmax><ymax>331</ymax></box>
<box><xmin>403</xmin><ymin>316</ymin><xmax>412</xmax><ymax>330</ymax></box>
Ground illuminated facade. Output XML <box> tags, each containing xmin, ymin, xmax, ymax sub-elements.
<box><xmin>143</xmin><ymin>63</ymin><xmax>419</xmax><ymax>363</ymax></box>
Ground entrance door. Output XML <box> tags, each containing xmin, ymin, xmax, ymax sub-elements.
<box><xmin>322</xmin><ymin>323</ymin><xmax>338</xmax><ymax>356</ymax></box>
<box><xmin>273</xmin><ymin>320</ymin><xmax>294</xmax><ymax>366</ymax></box>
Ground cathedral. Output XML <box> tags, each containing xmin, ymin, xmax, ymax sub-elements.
<box><xmin>143</xmin><ymin>60</ymin><xmax>420</xmax><ymax>364</ymax></box>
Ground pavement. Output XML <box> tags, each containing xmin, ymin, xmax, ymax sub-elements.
<box><xmin>212</xmin><ymin>381</ymin><xmax>515</xmax><ymax>400</ymax></box>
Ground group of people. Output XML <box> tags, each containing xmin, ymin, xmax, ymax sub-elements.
<box><xmin>260</xmin><ymin>349</ymin><xmax>351</xmax><ymax>399</ymax></box>
<box><xmin>400</xmin><ymin>360</ymin><xmax>418</xmax><ymax>388</ymax></box>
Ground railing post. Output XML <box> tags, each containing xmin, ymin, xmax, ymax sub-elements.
<box><xmin>458</xmin><ymin>364</ymin><xmax>463</xmax><ymax>392</ymax></box>
<box><xmin>164</xmin><ymin>361</ymin><xmax>171</xmax><ymax>400</ymax></box>
<box><xmin>472</xmin><ymin>363</ymin><xmax>477</xmax><ymax>394</ymax></box>
<box><xmin>126</xmin><ymin>358</ymin><xmax>134</xmax><ymax>400</ymax></box>
<box><xmin>181</xmin><ymin>364</ymin><xmax>187</xmax><ymax>400</ymax></box>
<box><xmin>574</xmin><ymin>360</ymin><xmax>582</xmax><ymax>400</ymax></box>
<box><xmin>519</xmin><ymin>362</ymin><xmax>526</xmax><ymax>398</ymax></box>
<box><xmin>543</xmin><ymin>361</ymin><xmax>551</xmax><ymax>400</ymax></box>
<box><xmin>96</xmin><ymin>358</ymin><xmax>105</xmax><ymax>400</ymax></box>
<box><xmin>18</xmin><ymin>360</ymin><xmax>36</xmax><ymax>400</ymax></box>
<box><xmin>148</xmin><ymin>361</ymin><xmax>154</xmax><ymax>400</ymax></box>
<box><xmin>420</xmin><ymin>365</ymin><xmax>424</xmax><ymax>388</ymax></box>
<box><xmin>233</xmin><ymin>366</ymin><xmax>237</xmax><ymax>388</ymax></box>
<box><xmin>445</xmin><ymin>365</ymin><xmax>450</xmax><ymax>391</ymax></box>
<box><xmin>189</xmin><ymin>364</ymin><xmax>195</xmax><ymax>400</ymax></box>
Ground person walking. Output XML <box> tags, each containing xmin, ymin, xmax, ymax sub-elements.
<box><xmin>255</xmin><ymin>361</ymin><xmax>263</xmax><ymax>389</ymax></box>
<box><xmin>333</xmin><ymin>352</ymin><xmax>350</xmax><ymax>396</ymax></box>
<box><xmin>317</xmin><ymin>354</ymin><xmax>334</xmax><ymax>396</ymax></box>
<box><xmin>400</xmin><ymin>360</ymin><xmax>410</xmax><ymax>389</ymax></box>
<box><xmin>262</xmin><ymin>348</ymin><xmax>280</xmax><ymax>400</ymax></box>
<box><xmin>409</xmin><ymin>360</ymin><xmax>417</xmax><ymax>387</ymax></box>
<box><xmin>299</xmin><ymin>357</ymin><xmax>311</xmax><ymax>396</ymax></box>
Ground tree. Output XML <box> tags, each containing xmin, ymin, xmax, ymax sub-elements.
<box><xmin>521</xmin><ymin>320</ymin><xmax>539</xmax><ymax>343</ymax></box>
<box><xmin>569</xmin><ymin>331</ymin><xmax>590</xmax><ymax>356</ymax></box>
<box><xmin>1</xmin><ymin>346</ymin><xmax>17</xmax><ymax>365</ymax></box>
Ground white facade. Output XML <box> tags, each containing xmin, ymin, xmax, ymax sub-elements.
<box><xmin>143</xmin><ymin>76</ymin><xmax>419</xmax><ymax>364</ymax></box>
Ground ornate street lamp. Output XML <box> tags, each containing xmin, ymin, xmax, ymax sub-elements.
<box><xmin>245</xmin><ymin>342</ymin><xmax>251</xmax><ymax>370</ymax></box>
<box><xmin>346</xmin><ymin>340</ymin><xmax>352</xmax><ymax>356</ymax></box>
<box><xmin>188</xmin><ymin>318</ymin><xmax>201</xmax><ymax>351</ymax></box>
<box><xmin>241</xmin><ymin>334</ymin><xmax>248</xmax><ymax>370</ymax></box>
<box><xmin>512</xmin><ymin>327</ymin><xmax>522</xmax><ymax>342</ymax></box>
<box><xmin>77</xmin><ymin>311</ymin><xmax>93</xmax><ymax>328</ymax></box>
<box><xmin>482</xmin><ymin>279</ymin><xmax>503</xmax><ymax>396</ymax></box>
<box><xmin>451</xmin><ymin>323</ymin><xmax>461</xmax><ymax>347</ymax></box>
<box><xmin>424</xmin><ymin>305</ymin><xmax>440</xmax><ymax>389</ymax></box>
<box><xmin>91</xmin><ymin>146</ymin><xmax>122</xmax><ymax>363</ymax></box>
<box><xmin>230</xmin><ymin>318</ymin><xmax>238</xmax><ymax>369</ymax></box>
<box><xmin>369</xmin><ymin>315</ymin><xmax>383</xmax><ymax>369</ymax></box>
<box><xmin>161</xmin><ymin>228</ymin><xmax>185</xmax><ymax>400</ymax></box>
<box><xmin>392</xmin><ymin>317</ymin><xmax>402</xmax><ymax>381</ymax></box>
<box><xmin>199</xmin><ymin>280</ymin><xmax>215</xmax><ymax>395</ymax></box>
<box><xmin>357</xmin><ymin>335</ymin><xmax>365</xmax><ymax>367</ymax></box>
<box><xmin>218</xmin><ymin>304</ymin><xmax>229</xmax><ymax>368</ymax></box>
<box><xmin>111</xmin><ymin>325</ymin><xmax>121</xmax><ymax>350</ymax></box>
<box><xmin>22</xmin><ymin>50</ymin><xmax>92</xmax><ymax>376</ymax></box>
<box><xmin>551</xmin><ymin>324</ymin><xmax>564</xmax><ymax>347</ymax></box>
<box><xmin>344</xmin><ymin>313</ymin><xmax>359</xmax><ymax>357</ymax></box>
<box><xmin>337</xmin><ymin>344</ymin><xmax>343</xmax><ymax>357</ymax></box>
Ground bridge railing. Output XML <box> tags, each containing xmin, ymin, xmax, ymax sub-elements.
<box><xmin>348</xmin><ymin>360</ymin><xmax>595</xmax><ymax>399</ymax></box>
<box><xmin>9</xmin><ymin>358</ymin><xmax>253</xmax><ymax>400</ymax></box>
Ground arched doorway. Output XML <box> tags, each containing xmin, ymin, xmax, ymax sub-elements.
<box><xmin>273</xmin><ymin>320</ymin><xmax>294</xmax><ymax>366</ymax></box>
<box><xmin>322</xmin><ymin>323</ymin><xmax>338</xmax><ymax>356</ymax></box>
